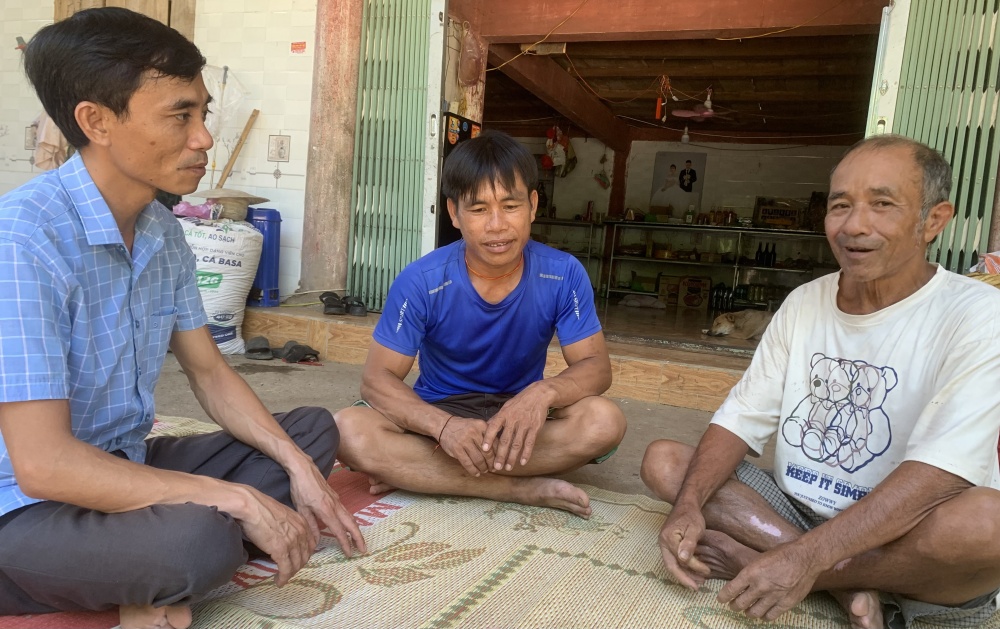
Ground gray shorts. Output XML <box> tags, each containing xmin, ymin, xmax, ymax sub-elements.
<box><xmin>736</xmin><ymin>461</ymin><xmax>1000</xmax><ymax>629</ymax></box>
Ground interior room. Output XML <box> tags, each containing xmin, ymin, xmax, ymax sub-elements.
<box><xmin>479</xmin><ymin>33</ymin><xmax>879</xmax><ymax>355</ymax></box>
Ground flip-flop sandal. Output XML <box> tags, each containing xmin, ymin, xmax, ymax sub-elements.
<box><xmin>319</xmin><ymin>291</ymin><xmax>346</xmax><ymax>315</ymax></box>
<box><xmin>272</xmin><ymin>340</ymin><xmax>299</xmax><ymax>360</ymax></box>
<box><xmin>245</xmin><ymin>336</ymin><xmax>273</xmax><ymax>360</ymax></box>
<box><xmin>344</xmin><ymin>296</ymin><xmax>368</xmax><ymax>317</ymax></box>
<box><xmin>283</xmin><ymin>343</ymin><xmax>321</xmax><ymax>364</ymax></box>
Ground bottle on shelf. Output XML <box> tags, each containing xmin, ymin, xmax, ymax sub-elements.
<box><xmin>768</xmin><ymin>243</ymin><xmax>777</xmax><ymax>267</ymax></box>
<box><xmin>755</xmin><ymin>242</ymin><xmax>763</xmax><ymax>265</ymax></box>
<box><xmin>684</xmin><ymin>205</ymin><xmax>695</xmax><ymax>224</ymax></box>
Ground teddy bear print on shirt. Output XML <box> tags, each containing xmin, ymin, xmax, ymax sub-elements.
<box><xmin>781</xmin><ymin>353</ymin><xmax>898</xmax><ymax>473</ymax></box>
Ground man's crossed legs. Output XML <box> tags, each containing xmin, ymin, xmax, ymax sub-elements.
<box><xmin>0</xmin><ymin>407</ymin><xmax>337</xmax><ymax>628</ymax></box>
<box><xmin>641</xmin><ymin>439</ymin><xmax>1000</xmax><ymax>629</ymax></box>
<box><xmin>335</xmin><ymin>393</ymin><xmax>625</xmax><ymax>518</ymax></box>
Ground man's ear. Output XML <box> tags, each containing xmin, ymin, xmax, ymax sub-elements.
<box><xmin>922</xmin><ymin>200</ymin><xmax>954</xmax><ymax>244</ymax></box>
<box><xmin>74</xmin><ymin>101</ymin><xmax>112</xmax><ymax>147</ymax></box>
<box><xmin>529</xmin><ymin>189</ymin><xmax>538</xmax><ymax>222</ymax></box>
<box><xmin>447</xmin><ymin>197</ymin><xmax>460</xmax><ymax>229</ymax></box>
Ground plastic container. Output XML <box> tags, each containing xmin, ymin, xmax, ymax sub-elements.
<box><xmin>246</xmin><ymin>207</ymin><xmax>281</xmax><ymax>307</ymax></box>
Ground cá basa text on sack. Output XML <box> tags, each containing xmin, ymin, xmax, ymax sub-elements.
<box><xmin>200</xmin><ymin>255</ymin><xmax>243</xmax><ymax>268</ymax></box>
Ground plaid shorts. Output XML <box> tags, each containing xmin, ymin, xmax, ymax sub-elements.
<box><xmin>736</xmin><ymin>461</ymin><xmax>1000</xmax><ymax>629</ymax></box>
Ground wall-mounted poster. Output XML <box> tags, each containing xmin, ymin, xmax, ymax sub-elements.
<box><xmin>648</xmin><ymin>152</ymin><xmax>707</xmax><ymax>215</ymax></box>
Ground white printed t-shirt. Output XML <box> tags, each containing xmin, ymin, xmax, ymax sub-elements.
<box><xmin>711</xmin><ymin>266</ymin><xmax>1000</xmax><ymax>520</ymax></box>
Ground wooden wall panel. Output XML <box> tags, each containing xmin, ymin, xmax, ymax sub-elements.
<box><xmin>169</xmin><ymin>0</ymin><xmax>197</xmax><ymax>40</ymax></box>
<box><xmin>105</xmin><ymin>0</ymin><xmax>169</xmax><ymax>23</ymax></box>
<box><xmin>55</xmin><ymin>0</ymin><xmax>105</xmax><ymax>21</ymax></box>
<box><xmin>55</xmin><ymin>1</ymin><xmax>197</xmax><ymax>39</ymax></box>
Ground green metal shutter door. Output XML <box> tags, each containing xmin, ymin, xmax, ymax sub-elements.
<box><xmin>893</xmin><ymin>0</ymin><xmax>999</xmax><ymax>272</ymax></box>
<box><xmin>348</xmin><ymin>0</ymin><xmax>433</xmax><ymax>311</ymax></box>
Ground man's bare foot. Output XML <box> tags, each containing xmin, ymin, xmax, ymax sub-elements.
<box><xmin>693</xmin><ymin>529</ymin><xmax>759</xmax><ymax>581</ymax></box>
<box><xmin>831</xmin><ymin>590</ymin><xmax>884</xmax><ymax>629</ymax></box>
<box><xmin>119</xmin><ymin>604</ymin><xmax>192</xmax><ymax>629</ymax></box>
<box><xmin>367</xmin><ymin>475</ymin><xmax>395</xmax><ymax>495</ymax></box>
<box><xmin>511</xmin><ymin>477</ymin><xmax>592</xmax><ymax>518</ymax></box>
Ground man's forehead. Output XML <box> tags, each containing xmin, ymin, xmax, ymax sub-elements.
<box><xmin>831</xmin><ymin>147</ymin><xmax>921</xmax><ymax>188</ymax></box>
<box><xmin>830</xmin><ymin>146</ymin><xmax>923</xmax><ymax>186</ymax></box>
<box><xmin>467</xmin><ymin>175</ymin><xmax>528</xmax><ymax>201</ymax></box>
<box><xmin>137</xmin><ymin>72</ymin><xmax>211</xmax><ymax>106</ymax></box>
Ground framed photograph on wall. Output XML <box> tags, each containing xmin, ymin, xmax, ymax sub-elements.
<box><xmin>648</xmin><ymin>152</ymin><xmax>707</xmax><ymax>215</ymax></box>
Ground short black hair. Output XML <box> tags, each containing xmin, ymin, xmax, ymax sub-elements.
<box><xmin>441</xmin><ymin>130</ymin><xmax>538</xmax><ymax>205</ymax></box>
<box><xmin>685</xmin><ymin>160</ymin><xmax>692</xmax><ymax>165</ymax></box>
<box><xmin>24</xmin><ymin>7</ymin><xmax>206</xmax><ymax>149</ymax></box>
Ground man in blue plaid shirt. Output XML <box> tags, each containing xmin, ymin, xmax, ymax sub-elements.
<box><xmin>0</xmin><ymin>8</ymin><xmax>364</xmax><ymax>629</ymax></box>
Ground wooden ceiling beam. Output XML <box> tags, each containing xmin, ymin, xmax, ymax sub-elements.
<box><xmin>487</xmin><ymin>44</ymin><xmax>631</xmax><ymax>152</ymax></box>
<box><xmin>561</xmin><ymin>37</ymin><xmax>878</xmax><ymax>59</ymax></box>
<box><xmin>554</xmin><ymin>57</ymin><xmax>875</xmax><ymax>79</ymax></box>
<box><xmin>598</xmin><ymin>88</ymin><xmax>868</xmax><ymax>103</ymax></box>
<box><xmin>451</xmin><ymin>0</ymin><xmax>882</xmax><ymax>43</ymax></box>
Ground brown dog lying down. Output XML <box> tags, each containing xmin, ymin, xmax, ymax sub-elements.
<box><xmin>706</xmin><ymin>309</ymin><xmax>774</xmax><ymax>340</ymax></box>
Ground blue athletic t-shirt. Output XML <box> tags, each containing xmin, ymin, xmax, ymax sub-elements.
<box><xmin>373</xmin><ymin>239</ymin><xmax>602</xmax><ymax>402</ymax></box>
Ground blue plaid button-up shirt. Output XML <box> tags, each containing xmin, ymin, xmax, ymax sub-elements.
<box><xmin>0</xmin><ymin>154</ymin><xmax>207</xmax><ymax>515</ymax></box>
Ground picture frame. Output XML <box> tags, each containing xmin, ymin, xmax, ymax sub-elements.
<box><xmin>267</xmin><ymin>134</ymin><xmax>291</xmax><ymax>162</ymax></box>
<box><xmin>648</xmin><ymin>151</ymin><xmax>707</xmax><ymax>216</ymax></box>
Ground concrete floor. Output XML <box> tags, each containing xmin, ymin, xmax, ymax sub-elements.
<box><xmin>154</xmin><ymin>354</ymin><xmax>773</xmax><ymax>497</ymax></box>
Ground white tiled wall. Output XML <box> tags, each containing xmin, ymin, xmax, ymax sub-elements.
<box><xmin>626</xmin><ymin>141</ymin><xmax>848</xmax><ymax>216</ymax></box>
<box><xmin>0</xmin><ymin>1</ymin><xmax>318</xmax><ymax>298</ymax></box>
<box><xmin>191</xmin><ymin>0</ymin><xmax>319</xmax><ymax>298</ymax></box>
<box><xmin>0</xmin><ymin>1</ymin><xmax>53</xmax><ymax>193</ymax></box>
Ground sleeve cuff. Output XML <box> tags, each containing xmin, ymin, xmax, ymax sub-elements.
<box><xmin>0</xmin><ymin>379</ymin><xmax>69</xmax><ymax>403</ymax></box>
<box><xmin>371</xmin><ymin>333</ymin><xmax>418</xmax><ymax>357</ymax></box>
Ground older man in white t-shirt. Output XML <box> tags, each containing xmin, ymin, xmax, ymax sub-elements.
<box><xmin>641</xmin><ymin>134</ymin><xmax>1000</xmax><ymax>629</ymax></box>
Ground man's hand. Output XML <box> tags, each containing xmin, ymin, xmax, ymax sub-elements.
<box><xmin>717</xmin><ymin>541</ymin><xmax>819</xmax><ymax>621</ymax></box>
<box><xmin>658</xmin><ymin>505</ymin><xmax>711</xmax><ymax>590</ymax></box>
<box><xmin>482</xmin><ymin>388</ymin><xmax>550</xmax><ymax>471</ymax></box>
<box><xmin>288</xmin><ymin>462</ymin><xmax>367</xmax><ymax>559</ymax></box>
<box><xmin>236</xmin><ymin>487</ymin><xmax>320</xmax><ymax>587</ymax></box>
<box><xmin>439</xmin><ymin>417</ymin><xmax>494</xmax><ymax>476</ymax></box>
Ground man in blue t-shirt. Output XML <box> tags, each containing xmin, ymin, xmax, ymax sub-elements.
<box><xmin>335</xmin><ymin>131</ymin><xmax>626</xmax><ymax>517</ymax></box>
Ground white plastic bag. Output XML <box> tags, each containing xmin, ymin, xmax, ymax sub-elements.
<box><xmin>178</xmin><ymin>217</ymin><xmax>263</xmax><ymax>354</ymax></box>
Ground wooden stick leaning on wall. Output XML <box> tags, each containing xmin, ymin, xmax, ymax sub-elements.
<box><xmin>215</xmin><ymin>108</ymin><xmax>260</xmax><ymax>189</ymax></box>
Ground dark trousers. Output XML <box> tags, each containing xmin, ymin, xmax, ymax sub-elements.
<box><xmin>0</xmin><ymin>406</ymin><xmax>338</xmax><ymax>615</ymax></box>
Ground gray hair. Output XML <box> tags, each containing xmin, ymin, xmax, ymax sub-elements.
<box><xmin>837</xmin><ymin>134</ymin><xmax>952</xmax><ymax>220</ymax></box>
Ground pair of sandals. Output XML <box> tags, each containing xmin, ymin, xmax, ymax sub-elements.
<box><xmin>320</xmin><ymin>292</ymin><xmax>367</xmax><ymax>317</ymax></box>
<box><xmin>245</xmin><ymin>337</ymin><xmax>321</xmax><ymax>364</ymax></box>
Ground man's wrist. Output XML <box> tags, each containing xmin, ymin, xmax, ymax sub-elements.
<box><xmin>790</xmin><ymin>530</ymin><xmax>837</xmax><ymax>573</ymax></box>
<box><xmin>276</xmin><ymin>447</ymin><xmax>319</xmax><ymax>483</ymax></box>
<box><xmin>672</xmin><ymin>492</ymin><xmax>705</xmax><ymax>517</ymax></box>
<box><xmin>215</xmin><ymin>481</ymin><xmax>256</xmax><ymax>520</ymax></box>
<box><xmin>525</xmin><ymin>379</ymin><xmax>559</xmax><ymax>409</ymax></box>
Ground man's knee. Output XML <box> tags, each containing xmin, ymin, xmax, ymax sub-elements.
<box><xmin>640</xmin><ymin>439</ymin><xmax>693</xmax><ymax>502</ymax></box>
<box><xmin>149</xmin><ymin>504</ymin><xmax>246</xmax><ymax>603</ymax></box>
<box><xmin>280</xmin><ymin>406</ymin><xmax>339</xmax><ymax>475</ymax></box>
<box><xmin>916</xmin><ymin>487</ymin><xmax>1000</xmax><ymax>568</ymax></box>
<box><xmin>573</xmin><ymin>397</ymin><xmax>627</xmax><ymax>455</ymax></box>
<box><xmin>332</xmin><ymin>407</ymin><xmax>388</xmax><ymax>472</ymax></box>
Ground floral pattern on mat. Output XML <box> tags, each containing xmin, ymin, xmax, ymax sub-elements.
<box><xmin>485</xmin><ymin>502</ymin><xmax>626</xmax><ymax>537</ymax></box>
